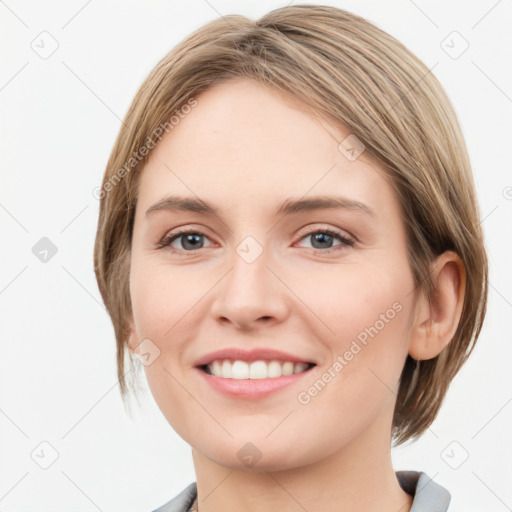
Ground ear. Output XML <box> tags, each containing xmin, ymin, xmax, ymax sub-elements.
<box><xmin>408</xmin><ymin>251</ymin><xmax>466</xmax><ymax>360</ymax></box>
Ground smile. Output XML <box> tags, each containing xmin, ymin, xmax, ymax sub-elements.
<box><xmin>203</xmin><ymin>359</ymin><xmax>316</xmax><ymax>379</ymax></box>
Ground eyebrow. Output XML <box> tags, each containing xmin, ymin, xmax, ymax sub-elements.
<box><xmin>145</xmin><ymin>194</ymin><xmax>376</xmax><ymax>218</ymax></box>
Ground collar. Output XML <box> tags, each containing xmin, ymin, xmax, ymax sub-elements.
<box><xmin>153</xmin><ymin>470</ymin><xmax>451</xmax><ymax>512</ymax></box>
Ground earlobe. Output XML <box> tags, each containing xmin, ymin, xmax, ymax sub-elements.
<box><xmin>408</xmin><ymin>251</ymin><xmax>466</xmax><ymax>360</ymax></box>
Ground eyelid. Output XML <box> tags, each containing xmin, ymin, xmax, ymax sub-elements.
<box><xmin>295</xmin><ymin>223</ymin><xmax>355</xmax><ymax>242</ymax></box>
<box><xmin>156</xmin><ymin>223</ymin><xmax>355</xmax><ymax>254</ymax></box>
<box><xmin>156</xmin><ymin>225</ymin><xmax>216</xmax><ymax>250</ymax></box>
<box><xmin>294</xmin><ymin>226</ymin><xmax>355</xmax><ymax>251</ymax></box>
<box><xmin>296</xmin><ymin>222</ymin><xmax>351</xmax><ymax>236</ymax></box>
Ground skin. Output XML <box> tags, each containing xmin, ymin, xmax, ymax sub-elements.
<box><xmin>127</xmin><ymin>77</ymin><xmax>466</xmax><ymax>512</ymax></box>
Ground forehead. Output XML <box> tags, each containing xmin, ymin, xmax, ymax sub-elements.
<box><xmin>137</xmin><ymin>78</ymin><xmax>399</xmax><ymax>221</ymax></box>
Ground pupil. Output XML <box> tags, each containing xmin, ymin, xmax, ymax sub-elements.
<box><xmin>183</xmin><ymin>234</ymin><xmax>203</xmax><ymax>250</ymax></box>
<box><xmin>180</xmin><ymin>233</ymin><xmax>334</xmax><ymax>251</ymax></box>
<box><xmin>312</xmin><ymin>233</ymin><xmax>332</xmax><ymax>249</ymax></box>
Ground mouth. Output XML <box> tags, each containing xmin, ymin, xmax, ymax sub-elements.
<box><xmin>198</xmin><ymin>359</ymin><xmax>317</xmax><ymax>379</ymax></box>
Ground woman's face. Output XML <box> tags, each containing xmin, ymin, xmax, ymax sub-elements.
<box><xmin>128</xmin><ymin>78</ymin><xmax>419</xmax><ymax>471</ymax></box>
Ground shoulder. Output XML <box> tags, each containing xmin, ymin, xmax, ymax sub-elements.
<box><xmin>397</xmin><ymin>470</ymin><xmax>450</xmax><ymax>511</ymax></box>
<box><xmin>396</xmin><ymin>471</ymin><xmax>482</xmax><ymax>512</ymax></box>
<box><xmin>150</xmin><ymin>475</ymin><xmax>480</xmax><ymax>511</ymax></box>
<box><xmin>151</xmin><ymin>482</ymin><xmax>197</xmax><ymax>512</ymax></box>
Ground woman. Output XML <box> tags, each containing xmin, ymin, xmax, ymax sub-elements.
<box><xmin>94</xmin><ymin>5</ymin><xmax>487</xmax><ymax>511</ymax></box>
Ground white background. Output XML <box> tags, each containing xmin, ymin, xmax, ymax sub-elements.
<box><xmin>0</xmin><ymin>0</ymin><xmax>511</xmax><ymax>510</ymax></box>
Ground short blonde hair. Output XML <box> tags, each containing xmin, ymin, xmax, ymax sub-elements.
<box><xmin>94</xmin><ymin>4</ymin><xmax>488</xmax><ymax>444</ymax></box>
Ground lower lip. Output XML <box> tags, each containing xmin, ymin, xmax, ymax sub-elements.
<box><xmin>195</xmin><ymin>366</ymin><xmax>315</xmax><ymax>399</ymax></box>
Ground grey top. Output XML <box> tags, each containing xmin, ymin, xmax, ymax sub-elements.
<box><xmin>152</xmin><ymin>471</ymin><xmax>451</xmax><ymax>512</ymax></box>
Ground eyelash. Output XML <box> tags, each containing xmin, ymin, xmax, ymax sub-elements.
<box><xmin>156</xmin><ymin>227</ymin><xmax>355</xmax><ymax>254</ymax></box>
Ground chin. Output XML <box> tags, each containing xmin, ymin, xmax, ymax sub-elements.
<box><xmin>194</xmin><ymin>434</ymin><xmax>326</xmax><ymax>474</ymax></box>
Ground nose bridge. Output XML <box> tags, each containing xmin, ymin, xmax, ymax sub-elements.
<box><xmin>211</xmin><ymin>234</ymin><xmax>288</xmax><ymax>328</ymax></box>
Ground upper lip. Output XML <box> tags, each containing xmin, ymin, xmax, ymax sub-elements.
<box><xmin>193</xmin><ymin>348</ymin><xmax>316</xmax><ymax>367</ymax></box>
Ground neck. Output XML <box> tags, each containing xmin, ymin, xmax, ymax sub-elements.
<box><xmin>191</xmin><ymin>415</ymin><xmax>413</xmax><ymax>512</ymax></box>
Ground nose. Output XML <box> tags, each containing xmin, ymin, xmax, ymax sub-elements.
<box><xmin>210</xmin><ymin>243</ymin><xmax>289</xmax><ymax>331</ymax></box>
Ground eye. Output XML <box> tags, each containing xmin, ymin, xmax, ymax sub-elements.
<box><xmin>296</xmin><ymin>228</ymin><xmax>355</xmax><ymax>252</ymax></box>
<box><xmin>156</xmin><ymin>227</ymin><xmax>355</xmax><ymax>254</ymax></box>
<box><xmin>156</xmin><ymin>229</ymin><xmax>213</xmax><ymax>252</ymax></box>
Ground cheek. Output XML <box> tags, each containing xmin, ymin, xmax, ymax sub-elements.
<box><xmin>130</xmin><ymin>259</ymin><xmax>199</xmax><ymax>338</ymax></box>
<box><xmin>129</xmin><ymin>258</ymin><xmax>212</xmax><ymax>410</ymax></box>
<box><xmin>126</xmin><ymin>249</ymin><xmax>416</xmax><ymax>469</ymax></box>
<box><xmin>293</xmin><ymin>260</ymin><xmax>414</xmax><ymax>399</ymax></box>
<box><xmin>294</xmin><ymin>260</ymin><xmax>411</xmax><ymax>343</ymax></box>
<box><xmin>129</xmin><ymin>261</ymin><xmax>201</xmax><ymax>434</ymax></box>
<box><xmin>288</xmin><ymin>278</ymin><xmax>414</xmax><ymax>458</ymax></box>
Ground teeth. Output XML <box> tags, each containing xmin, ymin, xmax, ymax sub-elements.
<box><xmin>249</xmin><ymin>360</ymin><xmax>267</xmax><ymax>379</ymax></box>
<box><xmin>221</xmin><ymin>360</ymin><xmax>232</xmax><ymax>378</ymax></box>
<box><xmin>205</xmin><ymin>359</ymin><xmax>311</xmax><ymax>379</ymax></box>
<box><xmin>232</xmin><ymin>360</ymin><xmax>249</xmax><ymax>379</ymax></box>
<box><xmin>282</xmin><ymin>361</ymin><xmax>294</xmax><ymax>376</ymax></box>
